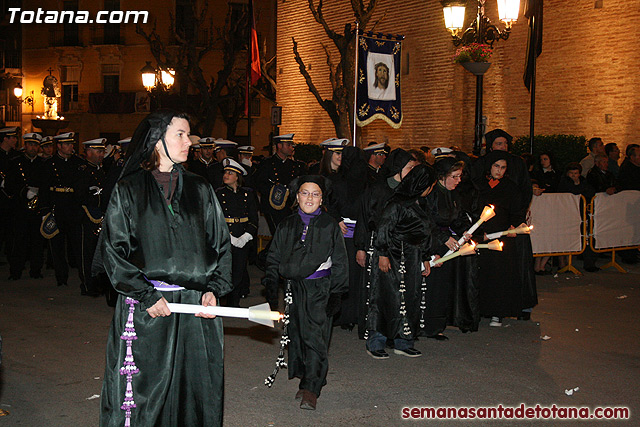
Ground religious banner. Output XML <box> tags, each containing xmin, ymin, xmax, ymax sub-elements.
<box><xmin>356</xmin><ymin>31</ymin><xmax>404</xmax><ymax>129</ymax></box>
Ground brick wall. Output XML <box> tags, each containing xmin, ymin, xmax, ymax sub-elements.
<box><xmin>277</xmin><ymin>0</ymin><xmax>640</xmax><ymax>154</ymax></box>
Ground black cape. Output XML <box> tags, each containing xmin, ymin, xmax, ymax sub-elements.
<box><xmin>99</xmin><ymin>168</ymin><xmax>232</xmax><ymax>427</ymax></box>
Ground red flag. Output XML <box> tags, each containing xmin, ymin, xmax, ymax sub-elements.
<box><xmin>245</xmin><ymin>0</ymin><xmax>261</xmax><ymax>116</ymax></box>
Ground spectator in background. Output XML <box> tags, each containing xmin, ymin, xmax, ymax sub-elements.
<box><xmin>615</xmin><ymin>144</ymin><xmax>640</xmax><ymax>265</ymax></box>
<box><xmin>580</xmin><ymin>137</ymin><xmax>605</xmax><ymax>177</ymax></box>
<box><xmin>605</xmin><ymin>143</ymin><xmax>621</xmax><ymax>178</ymax></box>
<box><xmin>531</xmin><ymin>152</ymin><xmax>559</xmax><ymax>194</ymax></box>
<box><xmin>586</xmin><ymin>154</ymin><xmax>616</xmax><ymax>195</ymax></box>
<box><xmin>617</xmin><ymin>144</ymin><xmax>640</xmax><ymax>192</ymax></box>
<box><xmin>556</xmin><ymin>162</ymin><xmax>598</xmax><ymax>272</ymax></box>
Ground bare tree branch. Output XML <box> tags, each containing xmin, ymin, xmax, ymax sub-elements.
<box><xmin>292</xmin><ymin>37</ymin><xmax>338</xmax><ymax>121</ymax></box>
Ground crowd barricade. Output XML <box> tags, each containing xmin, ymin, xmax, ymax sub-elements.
<box><xmin>589</xmin><ymin>190</ymin><xmax>640</xmax><ymax>273</ymax></box>
<box><xmin>528</xmin><ymin>193</ymin><xmax>587</xmax><ymax>275</ymax></box>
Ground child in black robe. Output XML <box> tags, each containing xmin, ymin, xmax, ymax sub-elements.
<box><xmin>264</xmin><ymin>175</ymin><xmax>348</xmax><ymax>410</ymax></box>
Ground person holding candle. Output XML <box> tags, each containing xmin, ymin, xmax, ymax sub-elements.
<box><xmin>263</xmin><ymin>175</ymin><xmax>348</xmax><ymax>410</ymax></box>
<box><xmin>420</xmin><ymin>157</ymin><xmax>471</xmax><ymax>340</ymax></box>
<box><xmin>475</xmin><ymin>151</ymin><xmax>537</xmax><ymax>327</ymax></box>
<box><xmin>98</xmin><ymin>110</ymin><xmax>232</xmax><ymax>426</ymax></box>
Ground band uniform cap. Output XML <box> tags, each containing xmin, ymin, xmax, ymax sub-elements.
<box><xmin>320</xmin><ymin>138</ymin><xmax>349</xmax><ymax>151</ymax></box>
<box><xmin>273</xmin><ymin>133</ymin><xmax>295</xmax><ymax>144</ymax></box>
<box><xmin>23</xmin><ymin>133</ymin><xmax>43</xmax><ymax>143</ymax></box>
<box><xmin>82</xmin><ymin>138</ymin><xmax>106</xmax><ymax>149</ymax></box>
<box><xmin>198</xmin><ymin>137</ymin><xmax>216</xmax><ymax>147</ymax></box>
<box><xmin>431</xmin><ymin>147</ymin><xmax>454</xmax><ymax>157</ymax></box>
<box><xmin>214</xmin><ymin>139</ymin><xmax>238</xmax><ymax>149</ymax></box>
<box><xmin>364</xmin><ymin>142</ymin><xmax>386</xmax><ymax>153</ymax></box>
<box><xmin>223</xmin><ymin>157</ymin><xmax>247</xmax><ymax>176</ymax></box>
<box><xmin>40</xmin><ymin>136</ymin><xmax>54</xmax><ymax>146</ymax></box>
<box><xmin>118</xmin><ymin>137</ymin><xmax>132</xmax><ymax>145</ymax></box>
<box><xmin>237</xmin><ymin>145</ymin><xmax>255</xmax><ymax>155</ymax></box>
<box><xmin>0</xmin><ymin>127</ymin><xmax>19</xmax><ymax>137</ymax></box>
<box><xmin>54</xmin><ymin>132</ymin><xmax>75</xmax><ymax>143</ymax></box>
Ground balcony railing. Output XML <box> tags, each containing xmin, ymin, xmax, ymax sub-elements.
<box><xmin>1</xmin><ymin>105</ymin><xmax>20</xmax><ymax>123</ymax></box>
<box><xmin>49</xmin><ymin>27</ymin><xmax>82</xmax><ymax>47</ymax></box>
<box><xmin>90</xmin><ymin>25</ymin><xmax>124</xmax><ymax>45</ymax></box>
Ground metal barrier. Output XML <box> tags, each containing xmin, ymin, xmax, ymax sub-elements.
<box><xmin>588</xmin><ymin>191</ymin><xmax>640</xmax><ymax>273</ymax></box>
<box><xmin>529</xmin><ymin>193</ymin><xmax>587</xmax><ymax>275</ymax></box>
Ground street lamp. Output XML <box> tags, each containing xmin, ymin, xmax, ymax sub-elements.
<box><xmin>160</xmin><ymin>69</ymin><xmax>175</xmax><ymax>90</ymax></box>
<box><xmin>14</xmin><ymin>83</ymin><xmax>35</xmax><ymax>111</ymax></box>
<box><xmin>140</xmin><ymin>61</ymin><xmax>156</xmax><ymax>91</ymax></box>
<box><xmin>442</xmin><ymin>0</ymin><xmax>520</xmax><ymax>154</ymax></box>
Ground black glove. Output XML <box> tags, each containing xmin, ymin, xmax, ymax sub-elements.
<box><xmin>326</xmin><ymin>293</ymin><xmax>342</xmax><ymax>317</ymax></box>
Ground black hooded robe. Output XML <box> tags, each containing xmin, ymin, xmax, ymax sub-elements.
<box><xmin>265</xmin><ymin>210</ymin><xmax>348</xmax><ymax>397</ymax></box>
<box><xmin>367</xmin><ymin>165</ymin><xmax>434</xmax><ymax>344</ymax></box>
<box><xmin>99</xmin><ymin>113</ymin><xmax>232</xmax><ymax>427</ymax></box>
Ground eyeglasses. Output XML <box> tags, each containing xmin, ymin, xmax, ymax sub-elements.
<box><xmin>298</xmin><ymin>190</ymin><xmax>321</xmax><ymax>198</ymax></box>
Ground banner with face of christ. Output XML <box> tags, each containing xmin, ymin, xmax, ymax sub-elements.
<box><xmin>356</xmin><ymin>32</ymin><xmax>403</xmax><ymax>129</ymax></box>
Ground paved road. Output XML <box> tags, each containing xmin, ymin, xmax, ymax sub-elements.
<box><xmin>1</xmin><ymin>258</ymin><xmax>638</xmax><ymax>426</ymax></box>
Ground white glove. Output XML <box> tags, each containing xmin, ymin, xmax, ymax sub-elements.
<box><xmin>230</xmin><ymin>235</ymin><xmax>241</xmax><ymax>248</ymax></box>
<box><xmin>27</xmin><ymin>187</ymin><xmax>39</xmax><ymax>199</ymax></box>
<box><xmin>235</xmin><ymin>232</ymin><xmax>254</xmax><ymax>248</ymax></box>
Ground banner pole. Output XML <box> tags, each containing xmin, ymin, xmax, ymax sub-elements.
<box><xmin>351</xmin><ymin>21</ymin><xmax>359</xmax><ymax>147</ymax></box>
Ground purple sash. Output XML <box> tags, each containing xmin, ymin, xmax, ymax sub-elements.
<box><xmin>305</xmin><ymin>268</ymin><xmax>331</xmax><ymax>280</ymax></box>
<box><xmin>147</xmin><ymin>279</ymin><xmax>185</xmax><ymax>291</ymax></box>
<box><xmin>344</xmin><ymin>222</ymin><xmax>356</xmax><ymax>239</ymax></box>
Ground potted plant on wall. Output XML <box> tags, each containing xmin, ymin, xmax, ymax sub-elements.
<box><xmin>453</xmin><ymin>43</ymin><xmax>493</xmax><ymax>75</ymax></box>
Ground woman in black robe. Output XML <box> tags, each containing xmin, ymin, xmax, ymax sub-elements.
<box><xmin>366</xmin><ymin>164</ymin><xmax>436</xmax><ymax>358</ymax></box>
<box><xmin>99</xmin><ymin>110</ymin><xmax>232</xmax><ymax>426</ymax></box>
<box><xmin>264</xmin><ymin>175</ymin><xmax>348</xmax><ymax>410</ymax></box>
<box><xmin>325</xmin><ymin>146</ymin><xmax>369</xmax><ymax>330</ymax></box>
<box><xmin>420</xmin><ymin>158</ymin><xmax>471</xmax><ymax>339</ymax></box>
<box><xmin>475</xmin><ymin>151</ymin><xmax>536</xmax><ymax>326</ymax></box>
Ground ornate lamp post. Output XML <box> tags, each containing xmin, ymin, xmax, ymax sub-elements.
<box><xmin>442</xmin><ymin>0</ymin><xmax>520</xmax><ymax>155</ymax></box>
<box><xmin>14</xmin><ymin>83</ymin><xmax>35</xmax><ymax>112</ymax></box>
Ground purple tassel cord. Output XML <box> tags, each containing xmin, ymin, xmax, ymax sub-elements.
<box><xmin>120</xmin><ymin>298</ymin><xmax>139</xmax><ymax>427</ymax></box>
<box><xmin>264</xmin><ymin>280</ymin><xmax>291</xmax><ymax>387</ymax></box>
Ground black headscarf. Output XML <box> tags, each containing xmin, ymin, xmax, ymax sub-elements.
<box><xmin>483</xmin><ymin>150</ymin><xmax>510</xmax><ymax>177</ymax></box>
<box><xmin>385</xmin><ymin>148</ymin><xmax>413</xmax><ymax>177</ymax></box>
<box><xmin>389</xmin><ymin>163</ymin><xmax>436</xmax><ymax>206</ymax></box>
<box><xmin>484</xmin><ymin>128</ymin><xmax>513</xmax><ymax>152</ymax></box>
<box><xmin>120</xmin><ymin>109</ymin><xmax>188</xmax><ymax>180</ymax></box>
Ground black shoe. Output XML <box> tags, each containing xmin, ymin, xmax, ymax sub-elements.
<box><xmin>366</xmin><ymin>349</ymin><xmax>390</xmax><ymax>359</ymax></box>
<box><xmin>584</xmin><ymin>266</ymin><xmax>600</xmax><ymax>272</ymax></box>
<box><xmin>393</xmin><ymin>347</ymin><xmax>422</xmax><ymax>357</ymax></box>
<box><xmin>427</xmin><ymin>334</ymin><xmax>449</xmax><ymax>341</ymax></box>
<box><xmin>340</xmin><ymin>323</ymin><xmax>355</xmax><ymax>331</ymax></box>
<box><xmin>57</xmin><ymin>282</ymin><xmax>68</xmax><ymax>287</ymax></box>
<box><xmin>30</xmin><ymin>272</ymin><xmax>43</xmax><ymax>279</ymax></box>
<box><xmin>517</xmin><ymin>311</ymin><xmax>531</xmax><ymax>321</ymax></box>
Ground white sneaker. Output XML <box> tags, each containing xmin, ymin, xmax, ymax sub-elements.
<box><xmin>489</xmin><ymin>317</ymin><xmax>502</xmax><ymax>327</ymax></box>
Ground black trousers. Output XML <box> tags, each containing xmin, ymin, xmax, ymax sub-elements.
<box><xmin>48</xmin><ymin>207</ymin><xmax>82</xmax><ymax>287</ymax></box>
<box><xmin>8</xmin><ymin>208</ymin><xmax>45</xmax><ymax>277</ymax></box>
<box><xmin>226</xmin><ymin>245</ymin><xmax>250</xmax><ymax>307</ymax></box>
<box><xmin>81</xmin><ymin>218</ymin><xmax>103</xmax><ymax>294</ymax></box>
